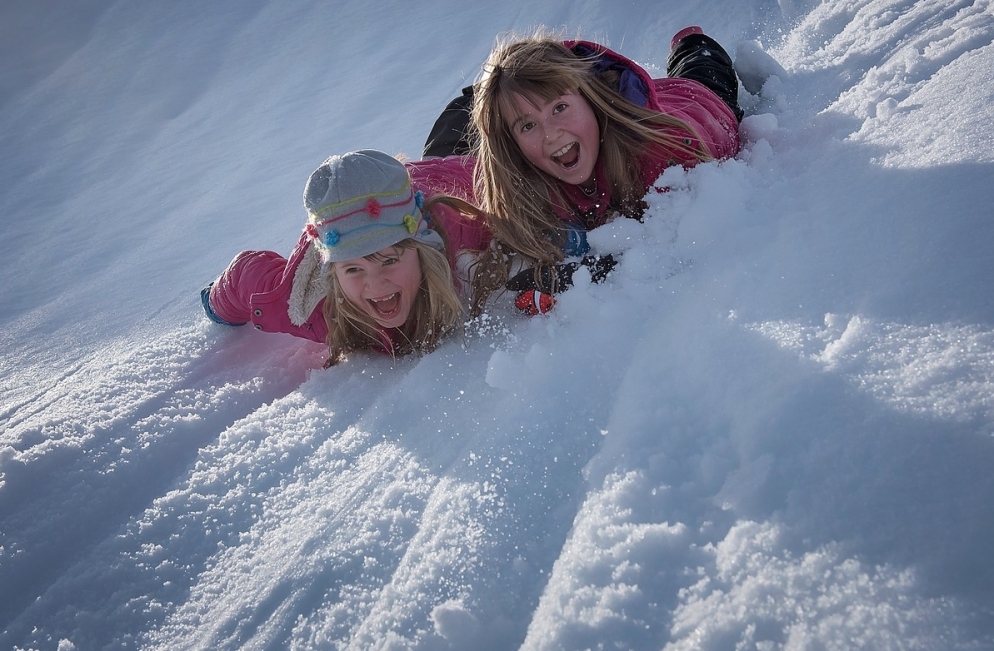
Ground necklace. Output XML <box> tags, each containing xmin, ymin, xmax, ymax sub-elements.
<box><xmin>580</xmin><ymin>177</ymin><xmax>597</xmax><ymax>197</ymax></box>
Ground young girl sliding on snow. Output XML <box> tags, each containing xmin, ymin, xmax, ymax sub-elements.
<box><xmin>202</xmin><ymin>149</ymin><xmax>490</xmax><ymax>365</ymax></box>
<box><xmin>463</xmin><ymin>27</ymin><xmax>743</xmax><ymax>314</ymax></box>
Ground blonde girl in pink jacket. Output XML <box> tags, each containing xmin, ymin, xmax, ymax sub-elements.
<box><xmin>203</xmin><ymin>150</ymin><xmax>490</xmax><ymax>366</ymax></box>
<box><xmin>463</xmin><ymin>27</ymin><xmax>743</xmax><ymax>315</ymax></box>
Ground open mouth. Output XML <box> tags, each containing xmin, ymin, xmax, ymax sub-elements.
<box><xmin>367</xmin><ymin>292</ymin><xmax>401</xmax><ymax>318</ymax></box>
<box><xmin>551</xmin><ymin>142</ymin><xmax>580</xmax><ymax>170</ymax></box>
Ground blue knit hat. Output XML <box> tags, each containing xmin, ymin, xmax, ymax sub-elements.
<box><xmin>304</xmin><ymin>150</ymin><xmax>444</xmax><ymax>264</ymax></box>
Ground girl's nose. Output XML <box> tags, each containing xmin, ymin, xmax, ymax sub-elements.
<box><xmin>364</xmin><ymin>269</ymin><xmax>385</xmax><ymax>289</ymax></box>
<box><xmin>544</xmin><ymin>121</ymin><xmax>561</xmax><ymax>140</ymax></box>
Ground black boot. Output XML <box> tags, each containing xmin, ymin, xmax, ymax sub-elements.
<box><xmin>667</xmin><ymin>30</ymin><xmax>744</xmax><ymax>122</ymax></box>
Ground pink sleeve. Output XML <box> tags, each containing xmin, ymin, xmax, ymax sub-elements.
<box><xmin>407</xmin><ymin>155</ymin><xmax>492</xmax><ymax>255</ymax></box>
<box><xmin>408</xmin><ymin>156</ymin><xmax>476</xmax><ymax>203</ymax></box>
<box><xmin>652</xmin><ymin>77</ymin><xmax>740</xmax><ymax>161</ymax></box>
<box><xmin>208</xmin><ymin>249</ymin><xmax>289</xmax><ymax>325</ymax></box>
<box><xmin>434</xmin><ymin>204</ymin><xmax>492</xmax><ymax>254</ymax></box>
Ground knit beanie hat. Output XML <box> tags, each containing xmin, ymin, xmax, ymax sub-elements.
<box><xmin>303</xmin><ymin>150</ymin><xmax>444</xmax><ymax>264</ymax></box>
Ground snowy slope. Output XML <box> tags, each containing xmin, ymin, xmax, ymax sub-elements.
<box><xmin>2</xmin><ymin>0</ymin><xmax>993</xmax><ymax>649</ymax></box>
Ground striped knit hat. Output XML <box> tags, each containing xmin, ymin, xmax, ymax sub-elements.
<box><xmin>303</xmin><ymin>150</ymin><xmax>444</xmax><ymax>263</ymax></box>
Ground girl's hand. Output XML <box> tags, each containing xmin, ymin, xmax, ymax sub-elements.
<box><xmin>514</xmin><ymin>289</ymin><xmax>556</xmax><ymax>316</ymax></box>
<box><xmin>508</xmin><ymin>254</ymin><xmax>617</xmax><ymax>316</ymax></box>
<box><xmin>506</xmin><ymin>254</ymin><xmax>618</xmax><ymax>294</ymax></box>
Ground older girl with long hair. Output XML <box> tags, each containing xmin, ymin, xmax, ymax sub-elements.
<box><xmin>466</xmin><ymin>27</ymin><xmax>742</xmax><ymax>314</ymax></box>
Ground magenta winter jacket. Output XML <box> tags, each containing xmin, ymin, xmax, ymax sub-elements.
<box><xmin>207</xmin><ymin>156</ymin><xmax>490</xmax><ymax>343</ymax></box>
<box><xmin>557</xmin><ymin>40</ymin><xmax>741</xmax><ymax>227</ymax></box>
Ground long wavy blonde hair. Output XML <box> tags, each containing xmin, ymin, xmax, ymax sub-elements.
<box><xmin>469</xmin><ymin>31</ymin><xmax>711</xmax><ymax>313</ymax></box>
<box><xmin>322</xmin><ymin>196</ymin><xmax>478</xmax><ymax>365</ymax></box>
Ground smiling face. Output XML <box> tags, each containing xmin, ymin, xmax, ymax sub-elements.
<box><xmin>506</xmin><ymin>89</ymin><xmax>600</xmax><ymax>189</ymax></box>
<box><xmin>333</xmin><ymin>244</ymin><xmax>423</xmax><ymax>329</ymax></box>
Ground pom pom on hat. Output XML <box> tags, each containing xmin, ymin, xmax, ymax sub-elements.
<box><xmin>365</xmin><ymin>198</ymin><xmax>381</xmax><ymax>217</ymax></box>
<box><xmin>303</xmin><ymin>150</ymin><xmax>444</xmax><ymax>263</ymax></box>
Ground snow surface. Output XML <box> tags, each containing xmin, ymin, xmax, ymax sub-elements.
<box><xmin>2</xmin><ymin>0</ymin><xmax>994</xmax><ymax>649</ymax></box>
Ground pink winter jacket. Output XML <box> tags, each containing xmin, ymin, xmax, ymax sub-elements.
<box><xmin>558</xmin><ymin>40</ymin><xmax>741</xmax><ymax>227</ymax></box>
<box><xmin>207</xmin><ymin>156</ymin><xmax>490</xmax><ymax>343</ymax></box>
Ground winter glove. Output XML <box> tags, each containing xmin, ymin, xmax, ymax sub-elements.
<box><xmin>506</xmin><ymin>254</ymin><xmax>618</xmax><ymax>316</ymax></box>
<box><xmin>506</xmin><ymin>254</ymin><xmax>618</xmax><ymax>294</ymax></box>
<box><xmin>514</xmin><ymin>289</ymin><xmax>557</xmax><ymax>316</ymax></box>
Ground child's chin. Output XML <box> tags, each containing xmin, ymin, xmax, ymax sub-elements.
<box><xmin>372</xmin><ymin>313</ymin><xmax>409</xmax><ymax>330</ymax></box>
<box><xmin>552</xmin><ymin>165</ymin><xmax>591</xmax><ymax>186</ymax></box>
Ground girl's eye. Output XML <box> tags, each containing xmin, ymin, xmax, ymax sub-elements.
<box><xmin>519</xmin><ymin>121</ymin><xmax>534</xmax><ymax>133</ymax></box>
<box><xmin>341</xmin><ymin>266</ymin><xmax>361</xmax><ymax>275</ymax></box>
<box><xmin>381</xmin><ymin>256</ymin><xmax>399</xmax><ymax>266</ymax></box>
<box><xmin>553</xmin><ymin>102</ymin><xmax>567</xmax><ymax>114</ymax></box>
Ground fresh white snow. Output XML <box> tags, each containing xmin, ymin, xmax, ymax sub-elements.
<box><xmin>2</xmin><ymin>0</ymin><xmax>993</xmax><ymax>649</ymax></box>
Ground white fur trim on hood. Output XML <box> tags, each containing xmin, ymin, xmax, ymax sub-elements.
<box><xmin>288</xmin><ymin>243</ymin><xmax>327</xmax><ymax>327</ymax></box>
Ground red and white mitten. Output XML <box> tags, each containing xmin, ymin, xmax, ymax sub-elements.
<box><xmin>514</xmin><ymin>289</ymin><xmax>556</xmax><ymax>316</ymax></box>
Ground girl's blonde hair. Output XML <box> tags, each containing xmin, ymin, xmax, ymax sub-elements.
<box><xmin>322</xmin><ymin>197</ymin><xmax>470</xmax><ymax>365</ymax></box>
<box><xmin>469</xmin><ymin>31</ymin><xmax>711</xmax><ymax>313</ymax></box>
